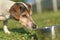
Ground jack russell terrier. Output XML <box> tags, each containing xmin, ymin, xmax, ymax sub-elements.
<box><xmin>0</xmin><ymin>0</ymin><xmax>36</xmax><ymax>34</ymax></box>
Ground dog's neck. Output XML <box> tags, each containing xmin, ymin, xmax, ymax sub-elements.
<box><xmin>1</xmin><ymin>0</ymin><xmax>15</xmax><ymax>11</ymax></box>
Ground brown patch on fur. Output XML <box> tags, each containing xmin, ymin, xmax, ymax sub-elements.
<box><xmin>9</xmin><ymin>4</ymin><xmax>20</xmax><ymax>20</ymax></box>
<box><xmin>9</xmin><ymin>3</ymin><xmax>32</xmax><ymax>21</ymax></box>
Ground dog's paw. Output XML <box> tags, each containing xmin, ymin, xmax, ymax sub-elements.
<box><xmin>3</xmin><ymin>25</ymin><xmax>11</xmax><ymax>35</ymax></box>
<box><xmin>6</xmin><ymin>31</ymin><xmax>11</xmax><ymax>34</ymax></box>
<box><xmin>4</xmin><ymin>31</ymin><xmax>11</xmax><ymax>35</ymax></box>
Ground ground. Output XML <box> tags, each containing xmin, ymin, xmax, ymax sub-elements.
<box><xmin>0</xmin><ymin>11</ymin><xmax>60</xmax><ymax>40</ymax></box>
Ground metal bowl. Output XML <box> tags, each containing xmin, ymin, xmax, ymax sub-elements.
<box><xmin>36</xmin><ymin>24</ymin><xmax>60</xmax><ymax>40</ymax></box>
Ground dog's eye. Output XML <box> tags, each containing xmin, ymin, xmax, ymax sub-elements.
<box><xmin>20</xmin><ymin>7</ymin><xmax>26</xmax><ymax>13</ymax></box>
<box><xmin>22</xmin><ymin>15</ymin><xmax>27</xmax><ymax>18</ymax></box>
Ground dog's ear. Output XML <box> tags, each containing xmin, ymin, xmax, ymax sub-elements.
<box><xmin>9</xmin><ymin>5</ymin><xmax>20</xmax><ymax>20</ymax></box>
<box><xmin>26</xmin><ymin>4</ymin><xmax>32</xmax><ymax>16</ymax></box>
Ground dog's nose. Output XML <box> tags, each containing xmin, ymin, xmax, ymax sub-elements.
<box><xmin>32</xmin><ymin>23</ymin><xmax>36</xmax><ymax>29</ymax></box>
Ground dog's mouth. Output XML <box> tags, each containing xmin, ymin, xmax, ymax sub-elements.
<box><xmin>25</xmin><ymin>23</ymin><xmax>36</xmax><ymax>30</ymax></box>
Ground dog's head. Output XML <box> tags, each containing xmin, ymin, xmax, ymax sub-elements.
<box><xmin>9</xmin><ymin>2</ymin><xmax>36</xmax><ymax>29</ymax></box>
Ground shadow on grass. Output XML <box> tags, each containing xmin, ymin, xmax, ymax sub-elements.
<box><xmin>0</xmin><ymin>28</ymin><xmax>3</xmax><ymax>31</ymax></box>
<box><xmin>10</xmin><ymin>28</ymin><xmax>30</xmax><ymax>34</ymax></box>
<box><xmin>10</xmin><ymin>28</ymin><xmax>38</xmax><ymax>40</ymax></box>
<box><xmin>0</xmin><ymin>28</ymin><xmax>38</xmax><ymax>40</ymax></box>
<box><xmin>0</xmin><ymin>28</ymin><xmax>30</xmax><ymax>34</ymax></box>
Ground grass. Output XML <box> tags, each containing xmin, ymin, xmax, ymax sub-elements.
<box><xmin>33</xmin><ymin>11</ymin><xmax>60</xmax><ymax>27</ymax></box>
<box><xmin>0</xmin><ymin>11</ymin><xmax>60</xmax><ymax>40</ymax></box>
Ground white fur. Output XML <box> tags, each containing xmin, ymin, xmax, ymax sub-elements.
<box><xmin>0</xmin><ymin>0</ymin><xmax>15</xmax><ymax>20</ymax></box>
<box><xmin>0</xmin><ymin>0</ymin><xmax>15</xmax><ymax>34</ymax></box>
<box><xmin>3</xmin><ymin>25</ymin><xmax>11</xmax><ymax>34</ymax></box>
<box><xmin>0</xmin><ymin>16</ymin><xmax>6</xmax><ymax>20</ymax></box>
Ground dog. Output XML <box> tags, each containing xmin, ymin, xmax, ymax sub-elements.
<box><xmin>0</xmin><ymin>0</ymin><xmax>36</xmax><ymax>34</ymax></box>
